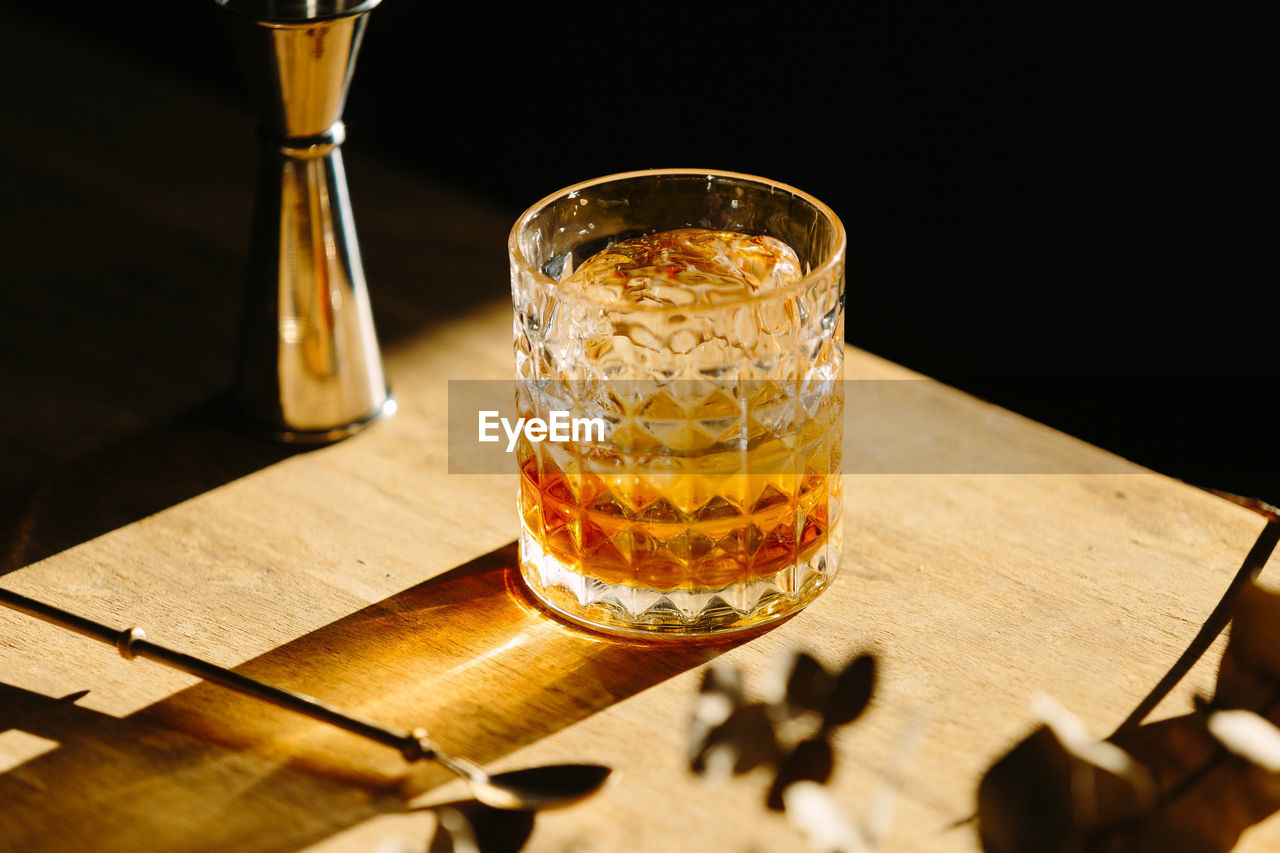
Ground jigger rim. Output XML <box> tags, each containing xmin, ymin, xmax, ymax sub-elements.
<box><xmin>214</xmin><ymin>0</ymin><xmax>381</xmax><ymax>25</ymax></box>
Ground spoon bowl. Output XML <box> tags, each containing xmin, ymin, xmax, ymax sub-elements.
<box><xmin>408</xmin><ymin>729</ymin><xmax>613</xmax><ymax>810</ymax></box>
<box><xmin>440</xmin><ymin>755</ymin><xmax>614</xmax><ymax>811</ymax></box>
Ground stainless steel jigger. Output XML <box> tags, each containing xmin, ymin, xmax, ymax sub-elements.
<box><xmin>218</xmin><ymin>0</ymin><xmax>393</xmax><ymax>443</ymax></box>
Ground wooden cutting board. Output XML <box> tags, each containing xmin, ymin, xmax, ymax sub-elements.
<box><xmin>1</xmin><ymin>298</ymin><xmax>1275</xmax><ymax>851</ymax></box>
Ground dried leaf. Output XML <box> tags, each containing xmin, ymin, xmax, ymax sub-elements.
<box><xmin>767</xmin><ymin>650</ymin><xmax>834</xmax><ymax>715</ymax></box>
<box><xmin>690</xmin><ymin>702</ymin><xmax>780</xmax><ymax>776</ymax></box>
<box><xmin>429</xmin><ymin>807</ymin><xmax>477</xmax><ymax>853</ymax></box>
<box><xmin>1209</xmin><ymin>709</ymin><xmax>1280</xmax><ymax>772</ymax></box>
<box><xmin>689</xmin><ymin>665</ymin><xmax>744</xmax><ymax>766</ymax></box>
<box><xmin>978</xmin><ymin>698</ymin><xmax>1152</xmax><ymax>853</ymax></box>
<box><xmin>1101</xmin><ymin>579</ymin><xmax>1280</xmax><ymax>852</ymax></box>
<box><xmin>767</xmin><ymin>736</ymin><xmax>835</xmax><ymax>811</ymax></box>
<box><xmin>783</xmin><ymin>781</ymin><xmax>869</xmax><ymax>853</ymax></box>
<box><xmin>700</xmin><ymin>664</ymin><xmax>745</xmax><ymax>703</ymax></box>
<box><xmin>823</xmin><ymin>654</ymin><xmax>876</xmax><ymax>730</ymax></box>
<box><xmin>1111</xmin><ymin>711</ymin><xmax>1279</xmax><ymax>853</ymax></box>
<box><xmin>1214</xmin><ymin>579</ymin><xmax>1280</xmax><ymax>712</ymax></box>
<box><xmin>427</xmin><ymin>804</ymin><xmax>536</xmax><ymax>853</ymax></box>
<box><xmin>977</xmin><ymin>576</ymin><xmax>1280</xmax><ymax>853</ymax></box>
<box><xmin>1033</xmin><ymin>694</ymin><xmax>1152</xmax><ymax>795</ymax></box>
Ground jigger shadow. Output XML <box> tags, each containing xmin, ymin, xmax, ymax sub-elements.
<box><xmin>0</xmin><ymin>395</ymin><xmax>312</xmax><ymax>575</ymax></box>
<box><xmin>0</xmin><ymin>542</ymin><xmax>755</xmax><ymax>852</ymax></box>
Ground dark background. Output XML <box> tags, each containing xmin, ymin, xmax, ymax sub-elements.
<box><xmin>8</xmin><ymin>2</ymin><xmax>1279</xmax><ymax>503</ymax></box>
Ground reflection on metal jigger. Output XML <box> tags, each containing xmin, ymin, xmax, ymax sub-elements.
<box><xmin>217</xmin><ymin>0</ymin><xmax>393</xmax><ymax>443</ymax></box>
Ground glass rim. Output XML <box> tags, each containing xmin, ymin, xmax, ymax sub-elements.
<box><xmin>508</xmin><ymin>168</ymin><xmax>847</xmax><ymax>314</ymax></box>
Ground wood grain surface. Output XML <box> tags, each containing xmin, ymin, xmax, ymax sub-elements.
<box><xmin>2</xmin><ymin>11</ymin><xmax>1277</xmax><ymax>853</ymax></box>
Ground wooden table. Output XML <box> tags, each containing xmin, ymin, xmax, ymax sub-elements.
<box><xmin>2</xmin><ymin>12</ymin><xmax>1277</xmax><ymax>853</ymax></box>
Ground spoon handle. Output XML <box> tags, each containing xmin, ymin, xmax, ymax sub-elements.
<box><xmin>0</xmin><ymin>586</ymin><xmax>434</xmax><ymax>761</ymax></box>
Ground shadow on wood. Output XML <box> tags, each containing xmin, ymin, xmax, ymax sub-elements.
<box><xmin>0</xmin><ymin>542</ymin><xmax>754</xmax><ymax>851</ymax></box>
<box><xmin>1110</xmin><ymin>518</ymin><xmax>1280</xmax><ymax>738</ymax></box>
<box><xmin>0</xmin><ymin>396</ymin><xmax>310</xmax><ymax>574</ymax></box>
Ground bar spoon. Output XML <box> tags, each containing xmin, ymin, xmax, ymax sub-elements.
<box><xmin>0</xmin><ymin>586</ymin><xmax>611</xmax><ymax>811</ymax></box>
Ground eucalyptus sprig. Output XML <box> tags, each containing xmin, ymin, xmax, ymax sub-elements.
<box><xmin>978</xmin><ymin>577</ymin><xmax>1280</xmax><ymax>852</ymax></box>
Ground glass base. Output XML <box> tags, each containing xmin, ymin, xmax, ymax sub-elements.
<box><xmin>517</xmin><ymin>522</ymin><xmax>841</xmax><ymax>637</ymax></box>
